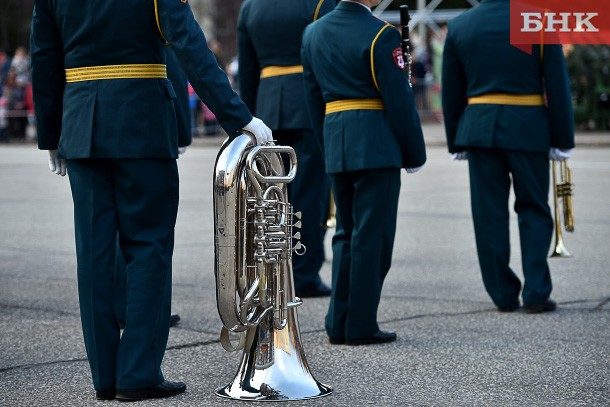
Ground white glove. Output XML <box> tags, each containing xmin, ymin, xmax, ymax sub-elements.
<box><xmin>243</xmin><ymin>117</ymin><xmax>272</xmax><ymax>145</ymax></box>
<box><xmin>549</xmin><ymin>148</ymin><xmax>572</xmax><ymax>161</ymax></box>
<box><xmin>451</xmin><ymin>152</ymin><xmax>468</xmax><ymax>161</ymax></box>
<box><xmin>178</xmin><ymin>146</ymin><xmax>187</xmax><ymax>155</ymax></box>
<box><xmin>48</xmin><ymin>150</ymin><xmax>67</xmax><ymax>176</ymax></box>
<box><xmin>406</xmin><ymin>165</ymin><xmax>423</xmax><ymax>174</ymax></box>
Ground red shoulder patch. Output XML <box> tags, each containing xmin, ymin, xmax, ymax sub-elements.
<box><xmin>180</xmin><ymin>0</ymin><xmax>187</xmax><ymax>3</ymax></box>
<box><xmin>392</xmin><ymin>48</ymin><xmax>406</xmax><ymax>71</ymax></box>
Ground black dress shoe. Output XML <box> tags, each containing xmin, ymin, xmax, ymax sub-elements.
<box><xmin>497</xmin><ymin>301</ymin><xmax>520</xmax><ymax>313</ymax></box>
<box><xmin>169</xmin><ymin>314</ymin><xmax>181</xmax><ymax>327</ymax></box>
<box><xmin>345</xmin><ymin>331</ymin><xmax>397</xmax><ymax>346</ymax></box>
<box><xmin>296</xmin><ymin>282</ymin><xmax>331</xmax><ymax>298</ymax></box>
<box><xmin>95</xmin><ymin>389</ymin><xmax>115</xmax><ymax>400</ymax></box>
<box><xmin>523</xmin><ymin>299</ymin><xmax>557</xmax><ymax>314</ymax></box>
<box><xmin>116</xmin><ymin>380</ymin><xmax>186</xmax><ymax>401</ymax></box>
<box><xmin>328</xmin><ymin>336</ymin><xmax>345</xmax><ymax>345</ymax></box>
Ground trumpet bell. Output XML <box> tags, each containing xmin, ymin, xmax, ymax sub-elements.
<box><xmin>550</xmin><ymin>238</ymin><xmax>571</xmax><ymax>258</ymax></box>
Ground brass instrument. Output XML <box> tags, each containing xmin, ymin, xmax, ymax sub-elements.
<box><xmin>325</xmin><ymin>192</ymin><xmax>336</xmax><ymax>229</ymax></box>
<box><xmin>213</xmin><ymin>133</ymin><xmax>332</xmax><ymax>401</ymax></box>
<box><xmin>550</xmin><ymin>159</ymin><xmax>574</xmax><ymax>257</ymax></box>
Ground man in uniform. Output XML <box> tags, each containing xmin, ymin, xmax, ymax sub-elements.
<box><xmin>30</xmin><ymin>0</ymin><xmax>271</xmax><ymax>401</ymax></box>
<box><xmin>237</xmin><ymin>0</ymin><xmax>336</xmax><ymax>298</ymax></box>
<box><xmin>301</xmin><ymin>0</ymin><xmax>426</xmax><ymax>345</ymax></box>
<box><xmin>441</xmin><ymin>0</ymin><xmax>575</xmax><ymax>313</ymax></box>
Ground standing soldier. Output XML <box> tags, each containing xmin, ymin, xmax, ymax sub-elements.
<box><xmin>237</xmin><ymin>0</ymin><xmax>336</xmax><ymax>298</ymax></box>
<box><xmin>30</xmin><ymin>0</ymin><xmax>271</xmax><ymax>401</ymax></box>
<box><xmin>301</xmin><ymin>0</ymin><xmax>426</xmax><ymax>345</ymax></box>
<box><xmin>441</xmin><ymin>0</ymin><xmax>575</xmax><ymax>313</ymax></box>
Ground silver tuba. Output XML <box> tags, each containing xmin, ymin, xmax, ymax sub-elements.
<box><xmin>212</xmin><ymin>133</ymin><xmax>332</xmax><ymax>401</ymax></box>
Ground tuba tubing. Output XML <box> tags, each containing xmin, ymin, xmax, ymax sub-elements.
<box><xmin>213</xmin><ymin>134</ymin><xmax>332</xmax><ymax>401</ymax></box>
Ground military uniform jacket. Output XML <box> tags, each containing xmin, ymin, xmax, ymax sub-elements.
<box><xmin>301</xmin><ymin>1</ymin><xmax>426</xmax><ymax>173</ymax></box>
<box><xmin>31</xmin><ymin>0</ymin><xmax>252</xmax><ymax>159</ymax></box>
<box><xmin>237</xmin><ymin>0</ymin><xmax>335</xmax><ymax>131</ymax></box>
<box><xmin>442</xmin><ymin>0</ymin><xmax>575</xmax><ymax>154</ymax></box>
<box><xmin>165</xmin><ymin>48</ymin><xmax>191</xmax><ymax>148</ymax></box>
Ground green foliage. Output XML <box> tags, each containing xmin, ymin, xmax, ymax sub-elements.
<box><xmin>566</xmin><ymin>45</ymin><xmax>610</xmax><ymax>131</ymax></box>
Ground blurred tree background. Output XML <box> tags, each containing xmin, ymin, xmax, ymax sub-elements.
<box><xmin>0</xmin><ymin>0</ymin><xmax>34</xmax><ymax>53</ymax></box>
<box><xmin>566</xmin><ymin>45</ymin><xmax>610</xmax><ymax>131</ymax></box>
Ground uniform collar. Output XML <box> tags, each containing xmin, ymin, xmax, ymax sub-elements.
<box><xmin>339</xmin><ymin>1</ymin><xmax>372</xmax><ymax>13</ymax></box>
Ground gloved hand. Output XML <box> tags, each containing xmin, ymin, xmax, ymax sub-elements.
<box><xmin>451</xmin><ymin>152</ymin><xmax>468</xmax><ymax>161</ymax></box>
<box><xmin>548</xmin><ymin>148</ymin><xmax>572</xmax><ymax>161</ymax></box>
<box><xmin>178</xmin><ymin>146</ymin><xmax>187</xmax><ymax>155</ymax></box>
<box><xmin>406</xmin><ymin>165</ymin><xmax>423</xmax><ymax>174</ymax></box>
<box><xmin>243</xmin><ymin>117</ymin><xmax>272</xmax><ymax>145</ymax></box>
<box><xmin>48</xmin><ymin>150</ymin><xmax>67</xmax><ymax>176</ymax></box>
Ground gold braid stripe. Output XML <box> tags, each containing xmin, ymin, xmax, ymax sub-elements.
<box><xmin>325</xmin><ymin>99</ymin><xmax>384</xmax><ymax>115</ymax></box>
<box><xmin>370</xmin><ymin>23</ymin><xmax>392</xmax><ymax>92</ymax></box>
<box><xmin>154</xmin><ymin>0</ymin><xmax>169</xmax><ymax>45</ymax></box>
<box><xmin>468</xmin><ymin>94</ymin><xmax>545</xmax><ymax>106</ymax></box>
<box><xmin>313</xmin><ymin>0</ymin><xmax>325</xmax><ymax>21</ymax></box>
<box><xmin>65</xmin><ymin>64</ymin><xmax>167</xmax><ymax>82</ymax></box>
<box><xmin>260</xmin><ymin>65</ymin><xmax>304</xmax><ymax>79</ymax></box>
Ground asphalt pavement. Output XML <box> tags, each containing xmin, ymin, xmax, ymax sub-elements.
<box><xmin>0</xmin><ymin>124</ymin><xmax>609</xmax><ymax>406</ymax></box>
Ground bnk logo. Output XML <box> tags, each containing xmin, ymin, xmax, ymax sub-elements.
<box><xmin>510</xmin><ymin>0</ymin><xmax>610</xmax><ymax>53</ymax></box>
<box><xmin>521</xmin><ymin>12</ymin><xmax>598</xmax><ymax>33</ymax></box>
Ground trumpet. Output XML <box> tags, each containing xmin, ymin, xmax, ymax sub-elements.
<box><xmin>550</xmin><ymin>159</ymin><xmax>574</xmax><ymax>257</ymax></box>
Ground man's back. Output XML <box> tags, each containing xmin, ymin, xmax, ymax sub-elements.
<box><xmin>442</xmin><ymin>0</ymin><xmax>574</xmax><ymax>153</ymax></box>
<box><xmin>302</xmin><ymin>1</ymin><xmax>426</xmax><ymax>172</ymax></box>
<box><xmin>238</xmin><ymin>0</ymin><xmax>335</xmax><ymax>130</ymax></box>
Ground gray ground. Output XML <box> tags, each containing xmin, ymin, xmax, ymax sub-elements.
<box><xmin>1</xmin><ymin>124</ymin><xmax>609</xmax><ymax>406</ymax></box>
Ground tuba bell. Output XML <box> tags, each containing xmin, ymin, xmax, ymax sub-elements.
<box><xmin>212</xmin><ymin>133</ymin><xmax>332</xmax><ymax>401</ymax></box>
<box><xmin>550</xmin><ymin>159</ymin><xmax>575</xmax><ymax>257</ymax></box>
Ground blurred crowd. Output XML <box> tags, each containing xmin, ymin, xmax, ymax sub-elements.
<box><xmin>0</xmin><ymin>47</ymin><xmax>34</xmax><ymax>143</ymax></box>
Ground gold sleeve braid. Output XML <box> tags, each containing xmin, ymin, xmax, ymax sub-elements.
<box><xmin>370</xmin><ymin>23</ymin><xmax>393</xmax><ymax>92</ymax></box>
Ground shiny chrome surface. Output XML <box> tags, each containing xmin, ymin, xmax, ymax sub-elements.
<box><xmin>212</xmin><ymin>134</ymin><xmax>332</xmax><ymax>401</ymax></box>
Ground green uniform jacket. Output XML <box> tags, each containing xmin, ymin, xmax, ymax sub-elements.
<box><xmin>442</xmin><ymin>0</ymin><xmax>575</xmax><ymax>154</ymax></box>
<box><xmin>31</xmin><ymin>0</ymin><xmax>252</xmax><ymax>159</ymax></box>
<box><xmin>301</xmin><ymin>1</ymin><xmax>426</xmax><ymax>173</ymax></box>
<box><xmin>165</xmin><ymin>48</ymin><xmax>191</xmax><ymax>148</ymax></box>
<box><xmin>237</xmin><ymin>0</ymin><xmax>335</xmax><ymax>131</ymax></box>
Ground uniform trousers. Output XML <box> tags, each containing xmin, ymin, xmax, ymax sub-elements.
<box><xmin>326</xmin><ymin>168</ymin><xmax>400</xmax><ymax>340</ymax></box>
<box><xmin>67</xmin><ymin>158</ymin><xmax>178</xmax><ymax>390</ymax></box>
<box><xmin>274</xmin><ymin>129</ymin><xmax>329</xmax><ymax>292</ymax></box>
<box><xmin>467</xmin><ymin>148</ymin><xmax>553</xmax><ymax>307</ymax></box>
